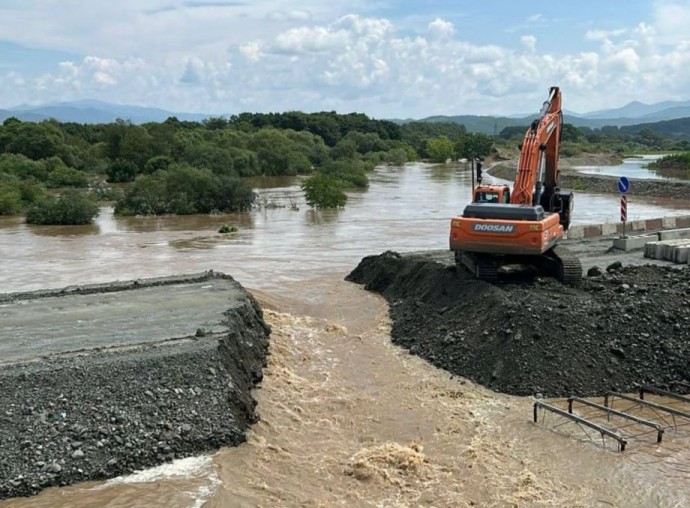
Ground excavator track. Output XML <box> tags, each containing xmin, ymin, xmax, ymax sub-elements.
<box><xmin>549</xmin><ymin>245</ymin><xmax>582</xmax><ymax>285</ymax></box>
<box><xmin>455</xmin><ymin>251</ymin><xmax>498</xmax><ymax>283</ymax></box>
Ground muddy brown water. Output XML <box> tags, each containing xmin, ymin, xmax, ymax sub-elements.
<box><xmin>1</xmin><ymin>163</ymin><xmax>689</xmax><ymax>507</ymax></box>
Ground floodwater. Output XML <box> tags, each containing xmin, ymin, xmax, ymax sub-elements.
<box><xmin>576</xmin><ymin>154</ymin><xmax>674</xmax><ymax>180</ymax></box>
<box><xmin>1</xmin><ymin>163</ymin><xmax>689</xmax><ymax>294</ymax></box>
<box><xmin>1</xmin><ymin>163</ymin><xmax>690</xmax><ymax>507</ymax></box>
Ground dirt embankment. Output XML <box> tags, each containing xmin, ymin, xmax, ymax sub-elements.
<box><xmin>347</xmin><ymin>251</ymin><xmax>690</xmax><ymax>398</ymax></box>
<box><xmin>0</xmin><ymin>273</ymin><xmax>271</xmax><ymax>499</ymax></box>
<box><xmin>487</xmin><ymin>156</ymin><xmax>690</xmax><ymax>200</ymax></box>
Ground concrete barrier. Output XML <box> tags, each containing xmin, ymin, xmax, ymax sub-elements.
<box><xmin>675</xmin><ymin>246</ymin><xmax>690</xmax><ymax>263</ymax></box>
<box><xmin>659</xmin><ymin>228</ymin><xmax>690</xmax><ymax>241</ymax></box>
<box><xmin>614</xmin><ymin>234</ymin><xmax>660</xmax><ymax>251</ymax></box>
<box><xmin>644</xmin><ymin>238</ymin><xmax>690</xmax><ymax>264</ymax></box>
<box><xmin>565</xmin><ymin>215</ymin><xmax>690</xmax><ymax>241</ymax></box>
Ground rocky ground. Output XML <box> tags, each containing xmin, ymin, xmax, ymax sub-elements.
<box><xmin>0</xmin><ymin>273</ymin><xmax>270</xmax><ymax>499</ymax></box>
<box><xmin>347</xmin><ymin>251</ymin><xmax>690</xmax><ymax>398</ymax></box>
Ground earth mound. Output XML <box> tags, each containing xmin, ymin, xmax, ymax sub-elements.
<box><xmin>0</xmin><ymin>272</ymin><xmax>270</xmax><ymax>499</ymax></box>
<box><xmin>347</xmin><ymin>251</ymin><xmax>689</xmax><ymax>397</ymax></box>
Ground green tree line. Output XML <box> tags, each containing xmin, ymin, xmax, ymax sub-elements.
<box><xmin>0</xmin><ymin>112</ymin><xmax>497</xmax><ymax>219</ymax></box>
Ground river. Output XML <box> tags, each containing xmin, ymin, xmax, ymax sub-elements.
<box><xmin>1</xmin><ymin>162</ymin><xmax>689</xmax><ymax>294</ymax></box>
<box><xmin>575</xmin><ymin>154</ymin><xmax>675</xmax><ymax>180</ymax></box>
<box><xmin>1</xmin><ymin>162</ymin><xmax>689</xmax><ymax>507</ymax></box>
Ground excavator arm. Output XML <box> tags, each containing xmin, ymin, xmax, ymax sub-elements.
<box><xmin>511</xmin><ymin>86</ymin><xmax>563</xmax><ymax>207</ymax></box>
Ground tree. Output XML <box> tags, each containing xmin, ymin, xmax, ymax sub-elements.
<box><xmin>114</xmin><ymin>165</ymin><xmax>255</xmax><ymax>216</ymax></box>
<box><xmin>498</xmin><ymin>125</ymin><xmax>527</xmax><ymax>140</ymax></box>
<box><xmin>561</xmin><ymin>123</ymin><xmax>582</xmax><ymax>143</ymax></box>
<box><xmin>107</xmin><ymin>159</ymin><xmax>139</xmax><ymax>183</ymax></box>
<box><xmin>4</xmin><ymin>122</ymin><xmax>64</xmax><ymax>160</ymax></box>
<box><xmin>144</xmin><ymin>155</ymin><xmax>173</xmax><ymax>174</ymax></box>
<box><xmin>47</xmin><ymin>164</ymin><xmax>89</xmax><ymax>188</ymax></box>
<box><xmin>0</xmin><ymin>153</ymin><xmax>48</xmax><ymax>181</ymax></box>
<box><xmin>26</xmin><ymin>190</ymin><xmax>100</xmax><ymax>225</ymax></box>
<box><xmin>425</xmin><ymin>136</ymin><xmax>456</xmax><ymax>162</ymax></box>
<box><xmin>302</xmin><ymin>174</ymin><xmax>347</xmax><ymax>209</ymax></box>
<box><xmin>0</xmin><ymin>180</ymin><xmax>22</xmax><ymax>215</ymax></box>
<box><xmin>455</xmin><ymin>133</ymin><xmax>494</xmax><ymax>160</ymax></box>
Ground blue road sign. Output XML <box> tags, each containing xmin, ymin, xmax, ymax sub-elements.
<box><xmin>617</xmin><ymin>176</ymin><xmax>630</xmax><ymax>194</ymax></box>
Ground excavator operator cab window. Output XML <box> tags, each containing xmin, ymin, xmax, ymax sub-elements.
<box><xmin>474</xmin><ymin>192</ymin><xmax>499</xmax><ymax>204</ymax></box>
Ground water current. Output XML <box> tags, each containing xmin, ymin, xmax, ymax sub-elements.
<box><xmin>1</xmin><ymin>162</ymin><xmax>689</xmax><ymax>507</ymax></box>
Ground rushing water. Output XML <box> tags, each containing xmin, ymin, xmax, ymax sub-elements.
<box><xmin>1</xmin><ymin>162</ymin><xmax>690</xmax><ymax>507</ymax></box>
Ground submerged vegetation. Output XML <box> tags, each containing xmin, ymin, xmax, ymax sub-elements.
<box><xmin>0</xmin><ymin>110</ymin><xmax>688</xmax><ymax>221</ymax></box>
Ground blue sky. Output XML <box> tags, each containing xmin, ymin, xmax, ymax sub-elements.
<box><xmin>0</xmin><ymin>0</ymin><xmax>688</xmax><ymax>117</ymax></box>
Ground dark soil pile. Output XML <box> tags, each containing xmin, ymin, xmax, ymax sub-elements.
<box><xmin>347</xmin><ymin>251</ymin><xmax>690</xmax><ymax>397</ymax></box>
<box><xmin>0</xmin><ymin>273</ymin><xmax>270</xmax><ymax>499</ymax></box>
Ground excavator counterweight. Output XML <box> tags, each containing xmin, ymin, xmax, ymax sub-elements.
<box><xmin>449</xmin><ymin>87</ymin><xmax>581</xmax><ymax>284</ymax></box>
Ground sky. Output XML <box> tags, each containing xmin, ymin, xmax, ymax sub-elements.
<box><xmin>0</xmin><ymin>0</ymin><xmax>689</xmax><ymax>117</ymax></box>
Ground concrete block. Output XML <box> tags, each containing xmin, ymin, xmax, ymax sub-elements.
<box><xmin>567</xmin><ymin>226</ymin><xmax>584</xmax><ymax>239</ymax></box>
<box><xmin>654</xmin><ymin>243</ymin><xmax>666</xmax><ymax>259</ymax></box>
<box><xmin>659</xmin><ymin>228</ymin><xmax>690</xmax><ymax>241</ymax></box>
<box><xmin>662</xmin><ymin>217</ymin><xmax>677</xmax><ymax>229</ymax></box>
<box><xmin>584</xmin><ymin>225</ymin><xmax>602</xmax><ymax>238</ymax></box>
<box><xmin>613</xmin><ymin>234</ymin><xmax>659</xmax><ymax>251</ymax></box>
<box><xmin>644</xmin><ymin>241</ymin><xmax>660</xmax><ymax>258</ymax></box>
<box><xmin>663</xmin><ymin>243</ymin><xmax>677</xmax><ymax>261</ymax></box>
<box><xmin>631</xmin><ymin>220</ymin><xmax>646</xmax><ymax>231</ymax></box>
<box><xmin>676</xmin><ymin>216</ymin><xmax>690</xmax><ymax>229</ymax></box>
<box><xmin>674</xmin><ymin>245</ymin><xmax>690</xmax><ymax>264</ymax></box>
<box><xmin>601</xmin><ymin>223</ymin><xmax>618</xmax><ymax>236</ymax></box>
<box><xmin>645</xmin><ymin>218</ymin><xmax>663</xmax><ymax>231</ymax></box>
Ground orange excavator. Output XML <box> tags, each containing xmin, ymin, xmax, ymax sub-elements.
<box><xmin>449</xmin><ymin>86</ymin><xmax>581</xmax><ymax>284</ymax></box>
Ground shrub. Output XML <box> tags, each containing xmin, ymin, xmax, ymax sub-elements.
<box><xmin>106</xmin><ymin>159</ymin><xmax>139</xmax><ymax>183</ymax></box>
<box><xmin>143</xmin><ymin>155</ymin><xmax>173</xmax><ymax>174</ymax></box>
<box><xmin>218</xmin><ymin>224</ymin><xmax>238</xmax><ymax>233</ymax></box>
<box><xmin>0</xmin><ymin>177</ymin><xmax>47</xmax><ymax>215</ymax></box>
<box><xmin>301</xmin><ymin>174</ymin><xmax>347</xmax><ymax>209</ymax></box>
<box><xmin>0</xmin><ymin>153</ymin><xmax>48</xmax><ymax>181</ymax></box>
<box><xmin>114</xmin><ymin>165</ymin><xmax>255</xmax><ymax>216</ymax></box>
<box><xmin>26</xmin><ymin>190</ymin><xmax>100</xmax><ymax>225</ymax></box>
<box><xmin>0</xmin><ymin>184</ymin><xmax>22</xmax><ymax>215</ymax></box>
<box><xmin>47</xmin><ymin>165</ymin><xmax>89</xmax><ymax>188</ymax></box>
<box><xmin>318</xmin><ymin>160</ymin><xmax>369</xmax><ymax>189</ymax></box>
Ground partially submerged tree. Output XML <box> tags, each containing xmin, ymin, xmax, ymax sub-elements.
<box><xmin>301</xmin><ymin>174</ymin><xmax>347</xmax><ymax>209</ymax></box>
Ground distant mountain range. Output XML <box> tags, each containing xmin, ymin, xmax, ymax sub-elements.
<box><xmin>394</xmin><ymin>100</ymin><xmax>690</xmax><ymax>134</ymax></box>
<box><xmin>0</xmin><ymin>99</ymin><xmax>209</xmax><ymax>124</ymax></box>
<box><xmin>1</xmin><ymin>98</ymin><xmax>690</xmax><ymax>134</ymax></box>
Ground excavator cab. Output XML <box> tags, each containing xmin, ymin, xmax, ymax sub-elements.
<box><xmin>473</xmin><ymin>185</ymin><xmax>510</xmax><ymax>204</ymax></box>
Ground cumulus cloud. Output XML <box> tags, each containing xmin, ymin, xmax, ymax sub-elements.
<box><xmin>1</xmin><ymin>2</ymin><xmax>690</xmax><ymax>115</ymax></box>
<box><xmin>521</xmin><ymin>35</ymin><xmax>537</xmax><ymax>52</ymax></box>
<box><xmin>273</xmin><ymin>26</ymin><xmax>350</xmax><ymax>54</ymax></box>
<box><xmin>428</xmin><ymin>18</ymin><xmax>454</xmax><ymax>40</ymax></box>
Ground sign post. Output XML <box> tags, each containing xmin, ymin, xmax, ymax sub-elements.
<box><xmin>617</xmin><ymin>177</ymin><xmax>630</xmax><ymax>238</ymax></box>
